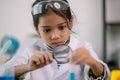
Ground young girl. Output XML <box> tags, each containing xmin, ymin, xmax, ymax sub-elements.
<box><xmin>6</xmin><ymin>0</ymin><xmax>110</xmax><ymax>80</ymax></box>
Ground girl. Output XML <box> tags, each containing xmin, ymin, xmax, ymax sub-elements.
<box><xmin>6</xmin><ymin>0</ymin><xmax>110</xmax><ymax>80</ymax></box>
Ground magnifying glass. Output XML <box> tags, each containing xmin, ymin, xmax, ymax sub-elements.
<box><xmin>53</xmin><ymin>44</ymin><xmax>72</xmax><ymax>64</ymax></box>
<box><xmin>33</xmin><ymin>44</ymin><xmax>72</xmax><ymax>65</ymax></box>
<box><xmin>53</xmin><ymin>45</ymin><xmax>76</xmax><ymax>80</ymax></box>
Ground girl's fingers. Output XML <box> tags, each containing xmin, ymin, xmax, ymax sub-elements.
<box><xmin>32</xmin><ymin>56</ymin><xmax>41</xmax><ymax>65</ymax></box>
<box><xmin>36</xmin><ymin>51</ymin><xmax>53</xmax><ymax>64</ymax></box>
<box><xmin>31</xmin><ymin>51</ymin><xmax>53</xmax><ymax>66</ymax></box>
<box><xmin>69</xmin><ymin>51</ymin><xmax>79</xmax><ymax>63</ymax></box>
<box><xmin>37</xmin><ymin>54</ymin><xmax>45</xmax><ymax>64</ymax></box>
<box><xmin>43</xmin><ymin>52</ymin><xmax>53</xmax><ymax>64</ymax></box>
<box><xmin>43</xmin><ymin>52</ymin><xmax>50</xmax><ymax>64</ymax></box>
<box><xmin>47</xmin><ymin>53</ymin><xmax>53</xmax><ymax>62</ymax></box>
<box><xmin>69</xmin><ymin>49</ymin><xmax>85</xmax><ymax>64</ymax></box>
<box><xmin>75</xmin><ymin>56</ymin><xmax>85</xmax><ymax>64</ymax></box>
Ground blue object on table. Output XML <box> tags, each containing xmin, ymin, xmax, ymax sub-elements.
<box><xmin>70</xmin><ymin>72</ymin><xmax>76</xmax><ymax>80</ymax></box>
<box><xmin>0</xmin><ymin>36</ymin><xmax>20</xmax><ymax>55</ymax></box>
<box><xmin>0</xmin><ymin>65</ymin><xmax>15</xmax><ymax>80</ymax></box>
<box><xmin>0</xmin><ymin>76</ymin><xmax>14</xmax><ymax>80</ymax></box>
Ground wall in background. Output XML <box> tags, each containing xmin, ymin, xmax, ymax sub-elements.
<box><xmin>105</xmin><ymin>0</ymin><xmax>120</xmax><ymax>69</ymax></box>
<box><xmin>0</xmin><ymin>0</ymin><xmax>36</xmax><ymax>46</ymax></box>
<box><xmin>69</xmin><ymin>0</ymin><xmax>103</xmax><ymax>59</ymax></box>
<box><xmin>0</xmin><ymin>0</ymin><xmax>103</xmax><ymax>59</ymax></box>
<box><xmin>106</xmin><ymin>0</ymin><xmax>120</xmax><ymax>22</ymax></box>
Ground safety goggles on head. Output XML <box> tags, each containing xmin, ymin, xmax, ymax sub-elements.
<box><xmin>32</xmin><ymin>0</ymin><xmax>70</xmax><ymax>15</ymax></box>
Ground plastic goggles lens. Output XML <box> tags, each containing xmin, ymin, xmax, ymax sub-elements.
<box><xmin>32</xmin><ymin>0</ymin><xmax>70</xmax><ymax>15</ymax></box>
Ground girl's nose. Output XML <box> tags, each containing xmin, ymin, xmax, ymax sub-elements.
<box><xmin>51</xmin><ymin>31</ymin><xmax>60</xmax><ymax>40</ymax></box>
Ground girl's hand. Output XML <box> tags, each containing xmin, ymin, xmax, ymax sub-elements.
<box><xmin>28</xmin><ymin>51</ymin><xmax>53</xmax><ymax>71</ymax></box>
<box><xmin>69</xmin><ymin>47</ymin><xmax>104</xmax><ymax>76</ymax></box>
<box><xmin>69</xmin><ymin>47</ymin><xmax>96</xmax><ymax>66</ymax></box>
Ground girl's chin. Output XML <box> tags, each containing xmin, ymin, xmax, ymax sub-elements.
<box><xmin>53</xmin><ymin>44</ymin><xmax>64</xmax><ymax>48</ymax></box>
<box><xmin>48</xmin><ymin>45</ymin><xmax>60</xmax><ymax>49</ymax></box>
<box><xmin>48</xmin><ymin>43</ymin><xmax>65</xmax><ymax>48</ymax></box>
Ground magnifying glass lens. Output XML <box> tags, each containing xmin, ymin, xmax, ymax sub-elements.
<box><xmin>53</xmin><ymin>45</ymin><xmax>72</xmax><ymax>64</ymax></box>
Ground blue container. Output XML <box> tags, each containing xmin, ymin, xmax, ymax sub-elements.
<box><xmin>0</xmin><ymin>76</ymin><xmax>14</xmax><ymax>80</ymax></box>
<box><xmin>0</xmin><ymin>65</ymin><xmax>15</xmax><ymax>80</ymax></box>
<box><xmin>0</xmin><ymin>36</ymin><xmax>20</xmax><ymax>55</ymax></box>
<box><xmin>70</xmin><ymin>72</ymin><xmax>75</xmax><ymax>80</ymax></box>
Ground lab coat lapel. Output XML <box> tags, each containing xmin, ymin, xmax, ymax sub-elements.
<box><xmin>68</xmin><ymin>35</ymin><xmax>80</xmax><ymax>51</ymax></box>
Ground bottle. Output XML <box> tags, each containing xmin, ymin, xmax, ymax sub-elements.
<box><xmin>0</xmin><ymin>65</ymin><xmax>15</xmax><ymax>80</ymax></box>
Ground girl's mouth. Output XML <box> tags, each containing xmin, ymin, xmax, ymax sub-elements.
<box><xmin>54</xmin><ymin>42</ymin><xmax>63</xmax><ymax>46</ymax></box>
<box><xmin>49</xmin><ymin>40</ymin><xmax>67</xmax><ymax>48</ymax></box>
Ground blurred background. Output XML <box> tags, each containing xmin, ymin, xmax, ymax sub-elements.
<box><xmin>0</xmin><ymin>0</ymin><xmax>120</xmax><ymax>71</ymax></box>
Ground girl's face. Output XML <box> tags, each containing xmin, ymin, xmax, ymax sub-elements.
<box><xmin>37</xmin><ymin>10</ymin><xmax>73</xmax><ymax>48</ymax></box>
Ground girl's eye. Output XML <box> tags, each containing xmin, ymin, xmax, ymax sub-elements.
<box><xmin>58</xmin><ymin>25</ymin><xmax>66</xmax><ymax>30</ymax></box>
<box><xmin>43</xmin><ymin>29</ymin><xmax>51</xmax><ymax>33</ymax></box>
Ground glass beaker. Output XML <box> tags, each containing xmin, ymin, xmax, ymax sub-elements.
<box><xmin>0</xmin><ymin>65</ymin><xmax>15</xmax><ymax>80</ymax></box>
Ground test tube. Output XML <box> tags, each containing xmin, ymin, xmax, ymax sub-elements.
<box><xmin>0</xmin><ymin>65</ymin><xmax>15</xmax><ymax>80</ymax></box>
<box><xmin>70</xmin><ymin>64</ymin><xmax>76</xmax><ymax>80</ymax></box>
<box><xmin>0</xmin><ymin>40</ymin><xmax>11</xmax><ymax>63</ymax></box>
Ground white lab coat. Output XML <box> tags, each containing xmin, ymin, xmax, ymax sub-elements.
<box><xmin>6</xmin><ymin>35</ymin><xmax>110</xmax><ymax>80</ymax></box>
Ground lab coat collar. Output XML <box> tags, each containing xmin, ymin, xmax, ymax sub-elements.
<box><xmin>68</xmin><ymin>35</ymin><xmax>80</xmax><ymax>51</ymax></box>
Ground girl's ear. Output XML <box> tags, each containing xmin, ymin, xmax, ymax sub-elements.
<box><xmin>69</xmin><ymin>16</ymin><xmax>73</xmax><ymax>30</ymax></box>
<box><xmin>36</xmin><ymin>28</ymin><xmax>41</xmax><ymax>36</ymax></box>
<box><xmin>37</xmin><ymin>30</ymin><xmax>41</xmax><ymax>38</ymax></box>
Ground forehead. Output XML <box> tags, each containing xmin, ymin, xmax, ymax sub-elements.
<box><xmin>38</xmin><ymin>9</ymin><xmax>67</xmax><ymax>27</ymax></box>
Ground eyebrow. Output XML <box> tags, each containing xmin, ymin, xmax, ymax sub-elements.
<box><xmin>40</xmin><ymin>22</ymin><xmax>66</xmax><ymax>28</ymax></box>
<box><xmin>57</xmin><ymin>22</ymin><xmax>66</xmax><ymax>26</ymax></box>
